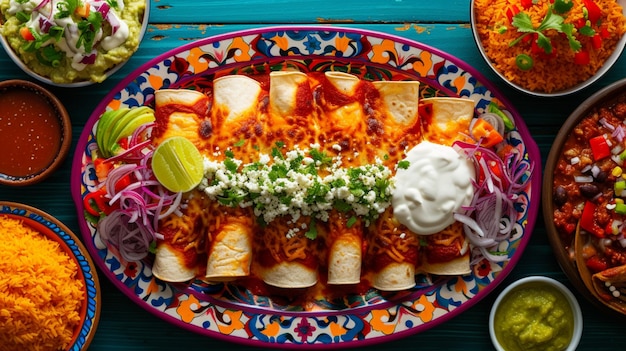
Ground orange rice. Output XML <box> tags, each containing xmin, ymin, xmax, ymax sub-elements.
<box><xmin>474</xmin><ymin>0</ymin><xmax>626</xmax><ymax>93</ymax></box>
<box><xmin>0</xmin><ymin>216</ymin><xmax>84</xmax><ymax>351</ymax></box>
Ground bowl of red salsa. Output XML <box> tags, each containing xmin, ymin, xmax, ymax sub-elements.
<box><xmin>544</xmin><ymin>77</ymin><xmax>626</xmax><ymax>317</ymax></box>
<box><xmin>0</xmin><ymin>79</ymin><xmax>71</xmax><ymax>186</ymax></box>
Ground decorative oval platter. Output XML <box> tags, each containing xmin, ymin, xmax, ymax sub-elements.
<box><xmin>71</xmin><ymin>26</ymin><xmax>540</xmax><ymax>349</ymax></box>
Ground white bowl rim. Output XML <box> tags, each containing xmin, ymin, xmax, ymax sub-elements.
<box><xmin>470</xmin><ymin>0</ymin><xmax>626</xmax><ymax>97</ymax></box>
<box><xmin>489</xmin><ymin>276</ymin><xmax>583</xmax><ymax>351</ymax></box>
<box><xmin>0</xmin><ymin>0</ymin><xmax>150</xmax><ymax>88</ymax></box>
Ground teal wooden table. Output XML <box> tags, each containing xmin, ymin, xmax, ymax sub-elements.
<box><xmin>2</xmin><ymin>0</ymin><xmax>626</xmax><ymax>349</ymax></box>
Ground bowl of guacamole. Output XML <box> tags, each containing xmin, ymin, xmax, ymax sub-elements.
<box><xmin>490</xmin><ymin>276</ymin><xmax>583</xmax><ymax>351</ymax></box>
<box><xmin>0</xmin><ymin>0</ymin><xmax>149</xmax><ymax>87</ymax></box>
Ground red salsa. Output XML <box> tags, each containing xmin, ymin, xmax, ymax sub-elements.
<box><xmin>0</xmin><ymin>88</ymin><xmax>62</xmax><ymax>177</ymax></box>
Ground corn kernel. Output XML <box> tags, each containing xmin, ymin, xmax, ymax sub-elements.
<box><xmin>616</xmin><ymin>198</ymin><xmax>625</xmax><ymax>205</ymax></box>
<box><xmin>613</xmin><ymin>166</ymin><xmax>623</xmax><ymax>177</ymax></box>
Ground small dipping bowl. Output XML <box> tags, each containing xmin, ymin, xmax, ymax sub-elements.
<box><xmin>0</xmin><ymin>79</ymin><xmax>71</xmax><ymax>186</ymax></box>
<box><xmin>489</xmin><ymin>276</ymin><xmax>583</xmax><ymax>351</ymax></box>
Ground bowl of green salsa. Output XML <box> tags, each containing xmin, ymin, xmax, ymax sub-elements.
<box><xmin>489</xmin><ymin>276</ymin><xmax>583</xmax><ymax>351</ymax></box>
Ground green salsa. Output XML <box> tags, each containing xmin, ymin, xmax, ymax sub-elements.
<box><xmin>494</xmin><ymin>283</ymin><xmax>574</xmax><ymax>351</ymax></box>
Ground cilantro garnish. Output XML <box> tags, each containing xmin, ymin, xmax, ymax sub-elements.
<box><xmin>397</xmin><ymin>160</ymin><xmax>410</xmax><ymax>170</ymax></box>
<box><xmin>346</xmin><ymin>216</ymin><xmax>357</xmax><ymax>228</ymax></box>
<box><xmin>310</xmin><ymin>148</ymin><xmax>332</xmax><ymax>166</ymax></box>
<box><xmin>509</xmin><ymin>6</ymin><xmax>581</xmax><ymax>54</ymax></box>
<box><xmin>76</xmin><ymin>11</ymin><xmax>104</xmax><ymax>52</ymax></box>
<box><xmin>305</xmin><ymin>219</ymin><xmax>318</xmax><ymax>240</ymax></box>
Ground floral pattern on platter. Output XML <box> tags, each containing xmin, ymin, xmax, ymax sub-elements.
<box><xmin>0</xmin><ymin>203</ymin><xmax>100</xmax><ymax>351</ymax></box>
<box><xmin>72</xmin><ymin>27</ymin><xmax>538</xmax><ymax>348</ymax></box>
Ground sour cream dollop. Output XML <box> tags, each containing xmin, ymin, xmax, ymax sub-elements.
<box><xmin>392</xmin><ymin>141</ymin><xmax>475</xmax><ymax>235</ymax></box>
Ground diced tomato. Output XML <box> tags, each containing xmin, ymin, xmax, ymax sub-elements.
<box><xmin>591</xmin><ymin>34</ymin><xmax>603</xmax><ymax>50</ymax></box>
<box><xmin>75</xmin><ymin>4</ymin><xmax>90</xmax><ymax>18</ymax></box>
<box><xmin>599</xmin><ymin>26</ymin><xmax>610</xmax><ymax>39</ymax></box>
<box><xmin>19</xmin><ymin>27</ymin><xmax>35</xmax><ymax>41</ymax></box>
<box><xmin>94</xmin><ymin>157</ymin><xmax>114</xmax><ymax>180</ymax></box>
<box><xmin>505</xmin><ymin>5</ymin><xmax>520</xmax><ymax>24</ymax></box>
<box><xmin>589</xmin><ymin>135</ymin><xmax>611</xmax><ymax>160</ymax></box>
<box><xmin>530</xmin><ymin>34</ymin><xmax>557</xmax><ymax>58</ymax></box>
<box><xmin>586</xmin><ymin>255</ymin><xmax>609</xmax><ymax>273</ymax></box>
<box><xmin>475</xmin><ymin>153</ymin><xmax>509</xmax><ymax>189</ymax></box>
<box><xmin>117</xmin><ymin>137</ymin><xmax>130</xmax><ymax>151</ymax></box>
<box><xmin>114</xmin><ymin>174</ymin><xmax>132</xmax><ymax>193</ymax></box>
<box><xmin>574</xmin><ymin>50</ymin><xmax>590</xmax><ymax>65</ymax></box>
<box><xmin>520</xmin><ymin>0</ymin><xmax>533</xmax><ymax>10</ymax></box>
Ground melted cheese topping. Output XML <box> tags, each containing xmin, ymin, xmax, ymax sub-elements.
<box><xmin>153</xmin><ymin>71</ymin><xmax>474</xmax><ymax>284</ymax></box>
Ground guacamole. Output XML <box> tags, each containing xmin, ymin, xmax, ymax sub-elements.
<box><xmin>494</xmin><ymin>283</ymin><xmax>575</xmax><ymax>351</ymax></box>
<box><xmin>0</xmin><ymin>0</ymin><xmax>146</xmax><ymax>84</ymax></box>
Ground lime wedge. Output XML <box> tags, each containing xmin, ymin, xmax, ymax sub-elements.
<box><xmin>151</xmin><ymin>137</ymin><xmax>204</xmax><ymax>193</ymax></box>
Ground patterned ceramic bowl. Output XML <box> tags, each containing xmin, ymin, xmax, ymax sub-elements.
<box><xmin>0</xmin><ymin>201</ymin><xmax>101</xmax><ymax>351</ymax></box>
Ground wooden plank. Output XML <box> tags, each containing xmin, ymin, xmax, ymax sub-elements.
<box><xmin>148</xmin><ymin>0</ymin><xmax>472</xmax><ymax>24</ymax></box>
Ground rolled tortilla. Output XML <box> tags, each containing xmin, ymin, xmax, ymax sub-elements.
<box><xmin>152</xmin><ymin>88</ymin><xmax>211</xmax><ymax>148</ymax></box>
<box><xmin>371</xmin><ymin>80</ymin><xmax>423</xmax><ymax>167</ymax></box>
<box><xmin>266</xmin><ymin>71</ymin><xmax>317</xmax><ymax>147</ymax></box>
<box><xmin>419</xmin><ymin>222</ymin><xmax>471</xmax><ymax>276</ymax></box>
<box><xmin>205</xmin><ymin>209</ymin><xmax>254</xmax><ymax>282</ymax></box>
<box><xmin>320</xmin><ymin>71</ymin><xmax>365</xmax><ymax>131</ymax></box>
<box><xmin>372</xmin><ymin>80</ymin><xmax>420</xmax><ymax>126</ymax></box>
<box><xmin>326</xmin><ymin>210</ymin><xmax>363</xmax><ymax>285</ymax></box>
<box><xmin>213</xmin><ymin>75</ymin><xmax>263</xmax><ymax>123</ymax></box>
<box><xmin>269</xmin><ymin>71</ymin><xmax>310</xmax><ymax>117</ymax></box>
<box><xmin>256</xmin><ymin>215</ymin><xmax>318</xmax><ymax>289</ymax></box>
<box><xmin>210</xmin><ymin>75</ymin><xmax>266</xmax><ymax>162</ymax></box>
<box><xmin>592</xmin><ymin>264</ymin><xmax>626</xmax><ymax>314</ymax></box>
<box><xmin>152</xmin><ymin>191</ymin><xmax>210</xmax><ymax>282</ymax></box>
<box><xmin>366</xmin><ymin>208</ymin><xmax>419</xmax><ymax>291</ymax></box>
<box><xmin>420</xmin><ymin>97</ymin><xmax>475</xmax><ymax>145</ymax></box>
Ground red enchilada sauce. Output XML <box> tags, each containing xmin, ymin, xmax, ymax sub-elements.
<box><xmin>0</xmin><ymin>87</ymin><xmax>61</xmax><ymax>177</ymax></box>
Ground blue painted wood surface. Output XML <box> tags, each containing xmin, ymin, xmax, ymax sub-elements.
<box><xmin>1</xmin><ymin>0</ymin><xmax>626</xmax><ymax>350</ymax></box>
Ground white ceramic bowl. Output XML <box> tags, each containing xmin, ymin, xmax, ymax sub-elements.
<box><xmin>470</xmin><ymin>0</ymin><xmax>626</xmax><ymax>97</ymax></box>
<box><xmin>0</xmin><ymin>1</ymin><xmax>150</xmax><ymax>87</ymax></box>
<box><xmin>489</xmin><ymin>276</ymin><xmax>583</xmax><ymax>351</ymax></box>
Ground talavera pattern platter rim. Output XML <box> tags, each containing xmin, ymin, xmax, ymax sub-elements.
<box><xmin>0</xmin><ymin>201</ymin><xmax>101</xmax><ymax>351</ymax></box>
<box><xmin>70</xmin><ymin>26</ymin><xmax>541</xmax><ymax>349</ymax></box>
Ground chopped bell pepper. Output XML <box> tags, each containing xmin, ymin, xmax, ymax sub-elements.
<box><xmin>616</xmin><ymin>203</ymin><xmax>626</xmax><ymax>215</ymax></box>
<box><xmin>583</xmin><ymin>0</ymin><xmax>602</xmax><ymax>24</ymax></box>
<box><xmin>470</xmin><ymin>118</ymin><xmax>504</xmax><ymax>148</ymax></box>
<box><xmin>83</xmin><ymin>188</ymin><xmax>117</xmax><ymax>217</ymax></box>
<box><xmin>586</xmin><ymin>255</ymin><xmax>609</xmax><ymax>273</ymax></box>
<box><xmin>580</xmin><ymin>201</ymin><xmax>605</xmax><ymax>238</ymax></box>
<box><xmin>589</xmin><ymin>135</ymin><xmax>610</xmax><ymax>160</ymax></box>
<box><xmin>19</xmin><ymin>26</ymin><xmax>35</xmax><ymax>41</ymax></box>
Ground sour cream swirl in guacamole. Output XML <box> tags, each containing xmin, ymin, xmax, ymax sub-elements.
<box><xmin>0</xmin><ymin>0</ymin><xmax>145</xmax><ymax>83</ymax></box>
